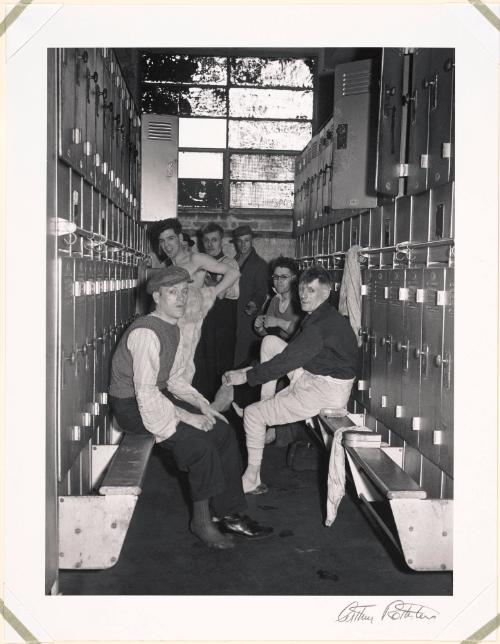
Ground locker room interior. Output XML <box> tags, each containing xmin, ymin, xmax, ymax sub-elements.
<box><xmin>46</xmin><ymin>47</ymin><xmax>454</xmax><ymax>595</ymax></box>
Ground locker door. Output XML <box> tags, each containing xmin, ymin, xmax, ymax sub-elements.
<box><xmin>316</xmin><ymin>132</ymin><xmax>326</xmax><ymax>229</ymax></box>
<box><xmin>59</xmin><ymin>49</ymin><xmax>84</xmax><ymax>174</ymax></box>
<box><xmin>81</xmin><ymin>179</ymin><xmax>92</xmax><ymax>234</ymax></box>
<box><xmin>331</xmin><ymin>59</ymin><xmax>378</xmax><ymax>209</ymax></box>
<box><xmin>427</xmin><ymin>49</ymin><xmax>454</xmax><ymax>189</ymax></box>
<box><xmin>429</xmin><ymin>182</ymin><xmax>454</xmax><ymax>265</ymax></box>
<box><xmin>309</xmin><ymin>136</ymin><xmax>320</xmax><ymax>229</ymax></box>
<box><xmin>358</xmin><ymin>268</ymin><xmax>372</xmax><ymax>408</ymax></box>
<box><xmin>350</xmin><ymin>215</ymin><xmax>360</xmax><ymax>247</ymax></box>
<box><xmin>376</xmin><ymin>48</ymin><xmax>405</xmax><ymax>195</ymax></box>
<box><xmin>418</xmin><ymin>268</ymin><xmax>446</xmax><ymax>466</ymax></box>
<box><xmin>395</xmin><ymin>195</ymin><xmax>411</xmax><ymax>244</ymax></box>
<box><xmin>293</xmin><ymin>155</ymin><xmax>302</xmax><ymax>236</ymax></box>
<box><xmin>369</xmin><ymin>270</ymin><xmax>389</xmax><ymax>423</ymax></box>
<box><xmin>380</xmin><ymin>202</ymin><xmax>395</xmax><ymax>266</ymax></box>
<box><xmin>323</xmin><ymin>119</ymin><xmax>335</xmax><ymax>223</ymax></box>
<box><xmin>101</xmin><ymin>49</ymin><xmax>113</xmax><ymax>199</ymax></box>
<box><xmin>75</xmin><ymin>48</ymin><xmax>90</xmax><ymax>177</ymax></box>
<box><xmin>70</xmin><ymin>169</ymin><xmax>83</xmax><ymax>229</ymax></box>
<box><xmin>385</xmin><ymin>269</ymin><xmax>406</xmax><ymax>436</ymax></box>
<box><xmin>438</xmin><ymin>268</ymin><xmax>454</xmax><ymax>475</ymax></box>
<box><xmin>401</xmin><ymin>268</ymin><xmax>424</xmax><ymax>448</ymax></box>
<box><xmin>411</xmin><ymin>191</ymin><xmax>430</xmax><ymax>264</ymax></box>
<box><xmin>407</xmin><ymin>49</ymin><xmax>432</xmax><ymax>195</ymax></box>
<box><xmin>59</xmin><ymin>257</ymin><xmax>76</xmax><ymax>479</ymax></box>
<box><xmin>359</xmin><ymin>210</ymin><xmax>370</xmax><ymax>248</ymax></box>
<box><xmin>84</xmin><ymin>49</ymin><xmax>97</xmax><ymax>185</ymax></box>
<box><xmin>57</xmin><ymin>162</ymin><xmax>72</xmax><ymax>254</ymax></box>
<box><xmin>93</xmin><ymin>48</ymin><xmax>106</xmax><ymax>192</ymax></box>
<box><xmin>84</xmin><ymin>261</ymin><xmax>97</xmax><ymax>426</ymax></box>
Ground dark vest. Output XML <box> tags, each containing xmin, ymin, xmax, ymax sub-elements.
<box><xmin>109</xmin><ymin>314</ymin><xmax>180</xmax><ymax>399</ymax></box>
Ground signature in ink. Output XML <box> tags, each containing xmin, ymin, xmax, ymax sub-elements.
<box><xmin>382</xmin><ymin>600</ymin><xmax>439</xmax><ymax>621</ymax></box>
<box><xmin>336</xmin><ymin>601</ymin><xmax>376</xmax><ymax>623</ymax></box>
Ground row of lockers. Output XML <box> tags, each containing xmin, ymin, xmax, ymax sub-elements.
<box><xmin>58</xmin><ymin>48</ymin><xmax>141</xmax><ymax>219</ymax></box>
<box><xmin>57</xmin><ymin>161</ymin><xmax>148</xmax><ymax>255</ymax></box>
<box><xmin>293</xmin><ymin>48</ymin><xmax>454</xmax><ymax>235</ymax></box>
<box><xmin>58</xmin><ymin>257</ymin><xmax>142</xmax><ymax>480</ymax></box>
<box><xmin>296</xmin><ymin>181</ymin><xmax>454</xmax><ymax>267</ymax></box>
<box><xmin>353</xmin><ymin>266</ymin><xmax>453</xmax><ymax>476</ymax></box>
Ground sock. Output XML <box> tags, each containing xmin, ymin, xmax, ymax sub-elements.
<box><xmin>191</xmin><ymin>499</ymin><xmax>234</xmax><ymax>549</ymax></box>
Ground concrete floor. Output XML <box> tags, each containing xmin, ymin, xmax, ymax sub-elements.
<box><xmin>60</xmin><ymin>425</ymin><xmax>453</xmax><ymax>596</ymax></box>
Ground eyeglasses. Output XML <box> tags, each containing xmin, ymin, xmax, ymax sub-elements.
<box><xmin>272</xmin><ymin>274</ymin><xmax>292</xmax><ymax>281</ymax></box>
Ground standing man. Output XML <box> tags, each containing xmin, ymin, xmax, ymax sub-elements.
<box><xmin>223</xmin><ymin>266</ymin><xmax>359</xmax><ymax>494</ymax></box>
<box><xmin>193</xmin><ymin>223</ymin><xmax>239</xmax><ymax>401</ymax></box>
<box><xmin>109</xmin><ymin>266</ymin><xmax>272</xmax><ymax>548</ymax></box>
<box><xmin>232</xmin><ymin>225</ymin><xmax>269</xmax><ymax>368</ymax></box>
<box><xmin>151</xmin><ymin>218</ymin><xmax>239</xmax><ymax>384</ymax></box>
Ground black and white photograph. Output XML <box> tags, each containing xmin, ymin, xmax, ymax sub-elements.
<box><xmin>3</xmin><ymin>2</ymin><xmax>498</xmax><ymax>642</ymax></box>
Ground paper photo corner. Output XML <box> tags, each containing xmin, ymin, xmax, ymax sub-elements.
<box><xmin>5</xmin><ymin>3</ymin><xmax>63</xmax><ymax>61</ymax></box>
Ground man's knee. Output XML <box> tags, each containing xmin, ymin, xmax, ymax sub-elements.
<box><xmin>260</xmin><ymin>335</ymin><xmax>286</xmax><ymax>361</ymax></box>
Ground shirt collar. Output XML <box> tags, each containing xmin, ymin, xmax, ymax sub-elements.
<box><xmin>302</xmin><ymin>298</ymin><xmax>331</xmax><ymax>325</ymax></box>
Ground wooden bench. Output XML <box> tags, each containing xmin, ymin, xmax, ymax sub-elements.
<box><xmin>309</xmin><ymin>411</ymin><xmax>452</xmax><ymax>572</ymax></box>
<box><xmin>58</xmin><ymin>433</ymin><xmax>154</xmax><ymax>570</ymax></box>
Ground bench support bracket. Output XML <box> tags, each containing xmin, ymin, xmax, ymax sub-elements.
<box><xmin>390</xmin><ymin>498</ymin><xmax>453</xmax><ymax>572</ymax></box>
<box><xmin>58</xmin><ymin>495</ymin><xmax>138</xmax><ymax>570</ymax></box>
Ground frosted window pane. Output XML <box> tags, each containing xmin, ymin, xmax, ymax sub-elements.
<box><xmin>230</xmin><ymin>182</ymin><xmax>294</xmax><ymax>209</ymax></box>
<box><xmin>142</xmin><ymin>86</ymin><xmax>227</xmax><ymax>117</ymax></box>
<box><xmin>178</xmin><ymin>179</ymin><xmax>223</xmax><ymax>208</ymax></box>
<box><xmin>229</xmin><ymin>120</ymin><xmax>311</xmax><ymax>150</ymax></box>
<box><xmin>143</xmin><ymin>54</ymin><xmax>227</xmax><ymax>85</ymax></box>
<box><xmin>179</xmin><ymin>118</ymin><xmax>227</xmax><ymax>148</ymax></box>
<box><xmin>231</xmin><ymin>57</ymin><xmax>314</xmax><ymax>88</ymax></box>
<box><xmin>229</xmin><ymin>88</ymin><xmax>313</xmax><ymax>120</ymax></box>
<box><xmin>230</xmin><ymin>154</ymin><xmax>295</xmax><ymax>181</ymax></box>
<box><xmin>179</xmin><ymin>152</ymin><xmax>224</xmax><ymax>179</ymax></box>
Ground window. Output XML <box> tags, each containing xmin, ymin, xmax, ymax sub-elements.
<box><xmin>142</xmin><ymin>52</ymin><xmax>315</xmax><ymax>213</ymax></box>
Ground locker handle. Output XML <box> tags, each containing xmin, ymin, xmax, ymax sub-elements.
<box><xmin>434</xmin><ymin>354</ymin><xmax>448</xmax><ymax>367</ymax></box>
<box><xmin>78</xmin><ymin>51</ymin><xmax>89</xmax><ymax>64</ymax></box>
<box><xmin>396</xmin><ymin>341</ymin><xmax>408</xmax><ymax>352</ymax></box>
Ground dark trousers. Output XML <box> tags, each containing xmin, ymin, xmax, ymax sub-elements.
<box><xmin>109</xmin><ymin>392</ymin><xmax>247</xmax><ymax>517</ymax></box>
<box><xmin>193</xmin><ymin>298</ymin><xmax>237</xmax><ymax>401</ymax></box>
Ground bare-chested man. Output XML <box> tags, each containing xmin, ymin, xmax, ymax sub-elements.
<box><xmin>152</xmin><ymin>218</ymin><xmax>239</xmax><ymax>384</ymax></box>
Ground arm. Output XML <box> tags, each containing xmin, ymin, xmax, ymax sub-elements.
<box><xmin>246</xmin><ymin>324</ymin><xmax>324</xmax><ymax>386</ymax></box>
<box><xmin>195</xmin><ymin>253</ymin><xmax>239</xmax><ymax>298</ymax></box>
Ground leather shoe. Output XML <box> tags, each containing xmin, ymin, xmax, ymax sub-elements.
<box><xmin>220</xmin><ymin>514</ymin><xmax>273</xmax><ymax>539</ymax></box>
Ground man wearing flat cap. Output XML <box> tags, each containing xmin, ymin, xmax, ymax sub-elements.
<box><xmin>109</xmin><ymin>266</ymin><xmax>272</xmax><ymax>549</ymax></box>
<box><xmin>232</xmin><ymin>225</ymin><xmax>269</xmax><ymax>387</ymax></box>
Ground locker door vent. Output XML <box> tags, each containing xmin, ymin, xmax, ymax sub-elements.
<box><xmin>147</xmin><ymin>121</ymin><xmax>173</xmax><ymax>141</ymax></box>
<box><xmin>341</xmin><ymin>70</ymin><xmax>373</xmax><ymax>96</ymax></box>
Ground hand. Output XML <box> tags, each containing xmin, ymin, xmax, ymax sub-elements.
<box><xmin>254</xmin><ymin>314</ymin><xmax>265</xmax><ymax>330</ymax></box>
<box><xmin>184</xmin><ymin>411</ymin><xmax>215</xmax><ymax>432</ymax></box>
<box><xmin>264</xmin><ymin>315</ymin><xmax>280</xmax><ymax>328</ymax></box>
<box><xmin>244</xmin><ymin>300</ymin><xmax>258</xmax><ymax>316</ymax></box>
<box><xmin>199</xmin><ymin>401</ymin><xmax>229</xmax><ymax>424</ymax></box>
<box><xmin>223</xmin><ymin>369</ymin><xmax>249</xmax><ymax>386</ymax></box>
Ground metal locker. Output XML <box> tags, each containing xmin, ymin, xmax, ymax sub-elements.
<box><xmin>81</xmin><ymin>179</ymin><xmax>92</xmax><ymax>233</ymax></box>
<box><xmin>350</xmin><ymin>215</ymin><xmax>360</xmax><ymax>247</ymax></box>
<box><xmin>110</xmin><ymin>263</ymin><xmax>120</xmax><ymax>340</ymax></box>
<box><xmin>74</xmin><ymin>48</ymin><xmax>90</xmax><ymax>178</ymax></box>
<box><xmin>369</xmin><ymin>206</ymin><xmax>382</xmax><ymax>248</ymax></box>
<box><xmin>74</xmin><ymin>257</ymin><xmax>87</xmax><ymax>359</ymax></box>
<box><xmin>56</xmin><ymin>162</ymin><xmax>72</xmax><ymax>253</ymax></box>
<box><xmin>308</xmin><ymin>135</ymin><xmax>321</xmax><ymax>229</ymax></box>
<box><xmin>380</xmin><ymin>201</ymin><xmax>395</xmax><ymax>266</ymax></box>
<box><xmin>411</xmin><ymin>191</ymin><xmax>430</xmax><ymax>265</ymax></box>
<box><xmin>102</xmin><ymin>261</ymin><xmax>113</xmax><ymax>337</ymax></box>
<box><xmin>417</xmin><ymin>268</ymin><xmax>446</xmax><ymax>466</ymax></box>
<box><xmin>120</xmin><ymin>264</ymin><xmax>128</xmax><ymax>326</ymax></box>
<box><xmin>101</xmin><ymin>49</ymin><xmax>113</xmax><ymax>199</ymax></box>
<box><xmin>109</xmin><ymin>58</ymin><xmax>121</xmax><ymax>205</ymax></box>
<box><xmin>427</xmin><ymin>49</ymin><xmax>454</xmax><ymax>189</ymax></box>
<box><xmin>141</xmin><ymin>114</ymin><xmax>179</xmax><ymax>221</ymax></box>
<box><xmin>406</xmin><ymin>49</ymin><xmax>432</xmax><ymax>195</ymax></box>
<box><xmin>69</xmin><ymin>169</ymin><xmax>83</xmax><ymax>229</ymax></box>
<box><xmin>293</xmin><ymin>155</ymin><xmax>302</xmax><ymax>237</ymax></box>
<box><xmin>93</xmin><ymin>49</ymin><xmax>106</xmax><ymax>192</ymax></box>
<box><xmin>376</xmin><ymin>48</ymin><xmax>406</xmax><ymax>196</ymax></box>
<box><xmin>331</xmin><ymin>59</ymin><xmax>378</xmax><ymax>209</ymax></box>
<box><xmin>437</xmin><ymin>268</ymin><xmax>453</xmax><ymax>475</ymax></box>
<box><xmin>368</xmin><ymin>270</ymin><xmax>389</xmax><ymax>424</ymax></box>
<box><xmin>315</xmin><ymin>131</ymin><xmax>326</xmax><ymax>229</ymax></box>
<box><xmin>358</xmin><ymin>267</ymin><xmax>372</xmax><ymax>408</ymax></box>
<box><xmin>341</xmin><ymin>218</ymin><xmax>351</xmax><ymax>251</ymax></box>
<box><xmin>401</xmin><ymin>269</ymin><xmax>424</xmax><ymax>449</ymax></box>
<box><xmin>334</xmin><ymin>221</ymin><xmax>343</xmax><ymax>252</ymax></box>
<box><xmin>321</xmin><ymin>118</ymin><xmax>334</xmax><ymax>221</ymax></box>
<box><xmin>385</xmin><ymin>269</ymin><xmax>406</xmax><ymax>435</ymax></box>
<box><xmin>83</xmin><ymin>49</ymin><xmax>97</xmax><ymax>185</ymax></box>
<box><xmin>329</xmin><ymin>268</ymin><xmax>342</xmax><ymax>309</ymax></box>
<box><xmin>429</xmin><ymin>183</ymin><xmax>454</xmax><ymax>265</ymax></box>
<box><xmin>59</xmin><ymin>49</ymin><xmax>84</xmax><ymax>173</ymax></box>
<box><xmin>395</xmin><ymin>195</ymin><xmax>411</xmax><ymax>244</ymax></box>
<box><xmin>359</xmin><ymin>211</ymin><xmax>370</xmax><ymax>248</ymax></box>
<box><xmin>91</xmin><ymin>186</ymin><xmax>100</xmax><ymax>236</ymax></box>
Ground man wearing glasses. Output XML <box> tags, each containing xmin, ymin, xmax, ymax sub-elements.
<box><xmin>223</xmin><ymin>266</ymin><xmax>359</xmax><ymax>495</ymax></box>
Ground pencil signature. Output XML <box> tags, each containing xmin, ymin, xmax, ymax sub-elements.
<box><xmin>336</xmin><ymin>600</ymin><xmax>439</xmax><ymax>623</ymax></box>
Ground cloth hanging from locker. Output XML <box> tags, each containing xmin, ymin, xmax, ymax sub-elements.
<box><xmin>325</xmin><ymin>426</ymin><xmax>352</xmax><ymax>527</ymax></box>
<box><xmin>338</xmin><ymin>244</ymin><xmax>362</xmax><ymax>347</ymax></box>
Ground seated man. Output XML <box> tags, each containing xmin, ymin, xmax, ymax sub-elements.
<box><xmin>223</xmin><ymin>266</ymin><xmax>359</xmax><ymax>495</ymax></box>
<box><xmin>109</xmin><ymin>266</ymin><xmax>272</xmax><ymax>549</ymax></box>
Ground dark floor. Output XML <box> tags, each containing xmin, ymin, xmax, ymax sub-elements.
<box><xmin>60</xmin><ymin>419</ymin><xmax>453</xmax><ymax>595</ymax></box>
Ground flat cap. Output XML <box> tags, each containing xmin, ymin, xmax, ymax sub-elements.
<box><xmin>232</xmin><ymin>224</ymin><xmax>253</xmax><ymax>239</ymax></box>
<box><xmin>146</xmin><ymin>266</ymin><xmax>193</xmax><ymax>294</ymax></box>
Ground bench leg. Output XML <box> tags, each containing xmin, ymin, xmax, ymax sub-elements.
<box><xmin>390</xmin><ymin>498</ymin><xmax>453</xmax><ymax>572</ymax></box>
<box><xmin>58</xmin><ymin>495</ymin><xmax>138</xmax><ymax>570</ymax></box>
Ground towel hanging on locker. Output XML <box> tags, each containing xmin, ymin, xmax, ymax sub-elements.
<box><xmin>338</xmin><ymin>244</ymin><xmax>362</xmax><ymax>346</ymax></box>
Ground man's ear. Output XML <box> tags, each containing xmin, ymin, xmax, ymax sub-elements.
<box><xmin>152</xmin><ymin>291</ymin><xmax>160</xmax><ymax>305</ymax></box>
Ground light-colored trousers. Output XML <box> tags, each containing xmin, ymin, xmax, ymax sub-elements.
<box><xmin>244</xmin><ymin>335</ymin><xmax>355</xmax><ymax>460</ymax></box>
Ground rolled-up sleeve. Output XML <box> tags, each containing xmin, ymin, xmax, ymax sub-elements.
<box><xmin>167</xmin><ymin>329</ymin><xmax>210</xmax><ymax>409</ymax></box>
<box><xmin>127</xmin><ymin>329</ymin><xmax>178</xmax><ymax>441</ymax></box>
